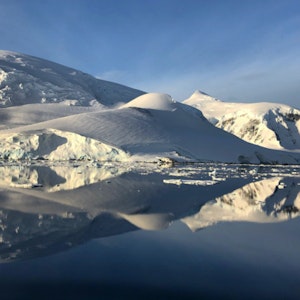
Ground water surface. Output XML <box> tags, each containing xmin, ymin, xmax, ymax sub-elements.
<box><xmin>0</xmin><ymin>162</ymin><xmax>299</xmax><ymax>299</ymax></box>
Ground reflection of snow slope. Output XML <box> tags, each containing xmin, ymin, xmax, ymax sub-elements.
<box><xmin>0</xmin><ymin>164</ymin><xmax>127</xmax><ymax>191</ymax></box>
<box><xmin>0</xmin><ymin>164</ymin><xmax>299</xmax><ymax>262</ymax></box>
<box><xmin>182</xmin><ymin>177</ymin><xmax>300</xmax><ymax>231</ymax></box>
<box><xmin>183</xmin><ymin>90</ymin><xmax>300</xmax><ymax>150</ymax></box>
<box><xmin>118</xmin><ymin>212</ymin><xmax>173</xmax><ymax>230</ymax></box>
<box><xmin>0</xmin><ymin>166</ymin><xmax>39</xmax><ymax>188</ymax></box>
<box><xmin>0</xmin><ymin>166</ymin><xmax>256</xmax><ymax>261</ymax></box>
<box><xmin>1</xmin><ymin>93</ymin><xmax>300</xmax><ymax>164</ymax></box>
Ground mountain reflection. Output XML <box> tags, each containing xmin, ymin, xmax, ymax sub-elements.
<box><xmin>0</xmin><ymin>163</ymin><xmax>299</xmax><ymax>262</ymax></box>
<box><xmin>182</xmin><ymin>176</ymin><xmax>300</xmax><ymax>231</ymax></box>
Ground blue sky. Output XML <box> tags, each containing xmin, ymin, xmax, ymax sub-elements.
<box><xmin>0</xmin><ymin>0</ymin><xmax>300</xmax><ymax>107</ymax></box>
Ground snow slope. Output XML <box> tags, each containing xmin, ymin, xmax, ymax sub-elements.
<box><xmin>1</xmin><ymin>93</ymin><xmax>300</xmax><ymax>164</ymax></box>
<box><xmin>1</xmin><ymin>50</ymin><xmax>299</xmax><ymax>163</ymax></box>
<box><xmin>0</xmin><ymin>50</ymin><xmax>145</xmax><ymax>107</ymax></box>
<box><xmin>183</xmin><ymin>90</ymin><xmax>300</xmax><ymax>150</ymax></box>
<box><xmin>0</xmin><ymin>103</ymin><xmax>102</xmax><ymax>130</ymax></box>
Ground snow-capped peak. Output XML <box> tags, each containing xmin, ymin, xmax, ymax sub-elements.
<box><xmin>0</xmin><ymin>51</ymin><xmax>300</xmax><ymax>164</ymax></box>
<box><xmin>183</xmin><ymin>91</ymin><xmax>300</xmax><ymax>151</ymax></box>
<box><xmin>188</xmin><ymin>90</ymin><xmax>220</xmax><ymax>103</ymax></box>
<box><xmin>120</xmin><ymin>93</ymin><xmax>175</xmax><ymax>111</ymax></box>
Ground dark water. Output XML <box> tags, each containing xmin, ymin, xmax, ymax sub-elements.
<box><xmin>0</xmin><ymin>163</ymin><xmax>299</xmax><ymax>299</ymax></box>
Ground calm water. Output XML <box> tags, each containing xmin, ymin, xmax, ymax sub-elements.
<box><xmin>0</xmin><ymin>162</ymin><xmax>299</xmax><ymax>299</ymax></box>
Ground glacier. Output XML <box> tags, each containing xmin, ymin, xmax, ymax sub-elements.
<box><xmin>0</xmin><ymin>51</ymin><xmax>300</xmax><ymax>164</ymax></box>
<box><xmin>0</xmin><ymin>93</ymin><xmax>300</xmax><ymax>164</ymax></box>
<box><xmin>0</xmin><ymin>50</ymin><xmax>144</xmax><ymax>107</ymax></box>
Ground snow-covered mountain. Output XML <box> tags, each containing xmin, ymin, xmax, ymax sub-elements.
<box><xmin>0</xmin><ymin>50</ymin><xmax>300</xmax><ymax>164</ymax></box>
<box><xmin>1</xmin><ymin>93</ymin><xmax>300</xmax><ymax>164</ymax></box>
<box><xmin>0</xmin><ymin>50</ymin><xmax>145</xmax><ymax>107</ymax></box>
<box><xmin>183</xmin><ymin>90</ymin><xmax>300</xmax><ymax>151</ymax></box>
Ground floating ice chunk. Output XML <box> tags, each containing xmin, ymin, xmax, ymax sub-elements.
<box><xmin>163</xmin><ymin>179</ymin><xmax>219</xmax><ymax>186</ymax></box>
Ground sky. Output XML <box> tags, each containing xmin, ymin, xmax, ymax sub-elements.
<box><xmin>0</xmin><ymin>0</ymin><xmax>300</xmax><ymax>107</ymax></box>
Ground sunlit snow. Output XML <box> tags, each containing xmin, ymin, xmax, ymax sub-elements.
<box><xmin>184</xmin><ymin>90</ymin><xmax>300</xmax><ymax>151</ymax></box>
<box><xmin>1</xmin><ymin>51</ymin><xmax>299</xmax><ymax>164</ymax></box>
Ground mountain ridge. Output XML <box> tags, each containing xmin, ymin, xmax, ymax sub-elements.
<box><xmin>183</xmin><ymin>90</ymin><xmax>300</xmax><ymax>151</ymax></box>
<box><xmin>1</xmin><ymin>93</ymin><xmax>300</xmax><ymax>164</ymax></box>
<box><xmin>0</xmin><ymin>50</ymin><xmax>300</xmax><ymax>164</ymax></box>
<box><xmin>0</xmin><ymin>50</ymin><xmax>145</xmax><ymax>107</ymax></box>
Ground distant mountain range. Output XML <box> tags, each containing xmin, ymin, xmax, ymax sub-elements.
<box><xmin>184</xmin><ymin>90</ymin><xmax>300</xmax><ymax>151</ymax></box>
<box><xmin>0</xmin><ymin>50</ymin><xmax>299</xmax><ymax>164</ymax></box>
